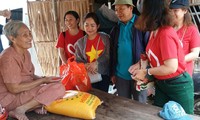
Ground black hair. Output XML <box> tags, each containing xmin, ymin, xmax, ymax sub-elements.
<box><xmin>135</xmin><ymin>0</ymin><xmax>175</xmax><ymax>31</ymax></box>
<box><xmin>64</xmin><ymin>10</ymin><xmax>80</xmax><ymax>21</ymax></box>
<box><xmin>83</xmin><ymin>12</ymin><xmax>100</xmax><ymax>26</ymax></box>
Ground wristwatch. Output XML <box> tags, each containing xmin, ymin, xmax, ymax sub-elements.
<box><xmin>147</xmin><ymin>68</ymin><xmax>152</xmax><ymax>76</ymax></box>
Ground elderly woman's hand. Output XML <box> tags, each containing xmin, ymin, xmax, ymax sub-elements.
<box><xmin>42</xmin><ymin>76</ymin><xmax>62</xmax><ymax>84</ymax></box>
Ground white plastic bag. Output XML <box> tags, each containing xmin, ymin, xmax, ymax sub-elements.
<box><xmin>108</xmin><ymin>84</ymin><xmax>117</xmax><ymax>95</ymax></box>
<box><xmin>88</xmin><ymin>72</ymin><xmax>102</xmax><ymax>83</ymax></box>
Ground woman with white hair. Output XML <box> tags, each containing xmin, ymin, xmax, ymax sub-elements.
<box><xmin>0</xmin><ymin>20</ymin><xmax>65</xmax><ymax>120</ymax></box>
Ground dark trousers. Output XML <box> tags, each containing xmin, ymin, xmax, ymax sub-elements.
<box><xmin>115</xmin><ymin>76</ymin><xmax>147</xmax><ymax>103</ymax></box>
<box><xmin>154</xmin><ymin>72</ymin><xmax>194</xmax><ymax>114</ymax></box>
<box><xmin>92</xmin><ymin>75</ymin><xmax>110</xmax><ymax>92</ymax></box>
<box><xmin>0</xmin><ymin>39</ymin><xmax>3</xmax><ymax>53</ymax></box>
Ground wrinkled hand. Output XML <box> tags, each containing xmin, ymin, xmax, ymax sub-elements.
<box><xmin>85</xmin><ymin>62</ymin><xmax>98</xmax><ymax>74</ymax></box>
<box><xmin>128</xmin><ymin>62</ymin><xmax>140</xmax><ymax>76</ymax></box>
<box><xmin>43</xmin><ymin>76</ymin><xmax>62</xmax><ymax>83</ymax></box>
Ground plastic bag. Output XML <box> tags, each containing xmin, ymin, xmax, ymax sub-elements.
<box><xmin>108</xmin><ymin>84</ymin><xmax>117</xmax><ymax>94</ymax></box>
<box><xmin>45</xmin><ymin>90</ymin><xmax>102</xmax><ymax>119</ymax></box>
<box><xmin>136</xmin><ymin>54</ymin><xmax>148</xmax><ymax>91</ymax></box>
<box><xmin>88</xmin><ymin>72</ymin><xmax>102</xmax><ymax>83</ymax></box>
<box><xmin>60</xmin><ymin>56</ymin><xmax>91</xmax><ymax>92</ymax></box>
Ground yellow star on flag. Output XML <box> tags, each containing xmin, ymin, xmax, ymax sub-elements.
<box><xmin>86</xmin><ymin>45</ymin><xmax>103</xmax><ymax>62</ymax></box>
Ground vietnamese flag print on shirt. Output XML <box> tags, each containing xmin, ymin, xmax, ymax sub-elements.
<box><xmin>86</xmin><ymin>34</ymin><xmax>105</xmax><ymax>63</ymax></box>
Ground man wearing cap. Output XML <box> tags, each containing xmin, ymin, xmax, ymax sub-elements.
<box><xmin>110</xmin><ymin>0</ymin><xmax>149</xmax><ymax>103</ymax></box>
<box><xmin>170</xmin><ymin>0</ymin><xmax>200</xmax><ymax>77</ymax></box>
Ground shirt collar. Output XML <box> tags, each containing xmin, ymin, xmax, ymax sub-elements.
<box><xmin>118</xmin><ymin>14</ymin><xmax>135</xmax><ymax>25</ymax></box>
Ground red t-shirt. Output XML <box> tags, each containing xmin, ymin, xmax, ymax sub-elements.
<box><xmin>146</xmin><ymin>26</ymin><xmax>186</xmax><ymax>80</ymax></box>
<box><xmin>85</xmin><ymin>34</ymin><xmax>105</xmax><ymax>63</ymax></box>
<box><xmin>177</xmin><ymin>25</ymin><xmax>200</xmax><ymax>76</ymax></box>
<box><xmin>56</xmin><ymin>29</ymin><xmax>84</xmax><ymax>59</ymax></box>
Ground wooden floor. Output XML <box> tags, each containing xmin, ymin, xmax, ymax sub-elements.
<box><xmin>7</xmin><ymin>89</ymin><xmax>200</xmax><ymax>120</ymax></box>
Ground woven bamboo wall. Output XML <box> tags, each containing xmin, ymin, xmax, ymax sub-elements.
<box><xmin>28</xmin><ymin>0</ymin><xmax>91</xmax><ymax>76</ymax></box>
<box><xmin>57</xmin><ymin>0</ymin><xmax>90</xmax><ymax>31</ymax></box>
<box><xmin>190</xmin><ymin>0</ymin><xmax>200</xmax><ymax>4</ymax></box>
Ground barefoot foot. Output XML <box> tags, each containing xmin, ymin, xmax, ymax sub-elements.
<box><xmin>34</xmin><ymin>107</ymin><xmax>47</xmax><ymax>115</ymax></box>
<box><xmin>9</xmin><ymin>110</ymin><xmax>29</xmax><ymax>120</ymax></box>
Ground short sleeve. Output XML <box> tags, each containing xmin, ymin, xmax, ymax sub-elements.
<box><xmin>160</xmin><ymin>28</ymin><xmax>179</xmax><ymax>61</ymax></box>
<box><xmin>189</xmin><ymin>26</ymin><xmax>200</xmax><ymax>48</ymax></box>
<box><xmin>56</xmin><ymin>32</ymin><xmax>65</xmax><ymax>48</ymax></box>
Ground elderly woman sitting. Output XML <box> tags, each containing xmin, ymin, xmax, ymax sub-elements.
<box><xmin>0</xmin><ymin>20</ymin><xmax>65</xmax><ymax>120</ymax></box>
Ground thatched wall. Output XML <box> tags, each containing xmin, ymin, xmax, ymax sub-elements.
<box><xmin>190</xmin><ymin>0</ymin><xmax>200</xmax><ymax>4</ymax></box>
<box><xmin>28</xmin><ymin>0</ymin><xmax>92</xmax><ymax>76</ymax></box>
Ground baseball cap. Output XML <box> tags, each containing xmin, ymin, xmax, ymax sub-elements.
<box><xmin>159</xmin><ymin>101</ymin><xmax>192</xmax><ymax>120</ymax></box>
<box><xmin>170</xmin><ymin>0</ymin><xmax>189</xmax><ymax>9</ymax></box>
<box><xmin>112</xmin><ymin>0</ymin><xmax>135</xmax><ymax>6</ymax></box>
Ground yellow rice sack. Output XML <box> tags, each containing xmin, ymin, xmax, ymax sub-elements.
<box><xmin>45</xmin><ymin>90</ymin><xmax>102</xmax><ymax>119</ymax></box>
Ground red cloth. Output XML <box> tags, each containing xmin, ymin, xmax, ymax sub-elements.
<box><xmin>56</xmin><ymin>29</ymin><xmax>85</xmax><ymax>59</ymax></box>
<box><xmin>85</xmin><ymin>34</ymin><xmax>105</xmax><ymax>63</ymax></box>
<box><xmin>146</xmin><ymin>26</ymin><xmax>186</xmax><ymax>80</ymax></box>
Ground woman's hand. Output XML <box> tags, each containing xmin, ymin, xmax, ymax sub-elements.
<box><xmin>128</xmin><ymin>61</ymin><xmax>141</xmax><ymax>76</ymax></box>
<box><xmin>85</xmin><ymin>62</ymin><xmax>98</xmax><ymax>74</ymax></box>
<box><xmin>131</xmin><ymin>69</ymin><xmax>147</xmax><ymax>82</ymax></box>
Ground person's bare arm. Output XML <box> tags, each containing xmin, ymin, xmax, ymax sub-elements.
<box><xmin>5</xmin><ymin>77</ymin><xmax>61</xmax><ymax>94</ymax></box>
<box><xmin>0</xmin><ymin>9</ymin><xmax>11</xmax><ymax>19</ymax></box>
<box><xmin>185</xmin><ymin>47</ymin><xmax>200</xmax><ymax>62</ymax></box>
<box><xmin>59</xmin><ymin>48</ymin><xmax>67</xmax><ymax>64</ymax></box>
<box><xmin>132</xmin><ymin>58</ymin><xmax>178</xmax><ymax>80</ymax></box>
<box><xmin>148</xmin><ymin>58</ymin><xmax>178</xmax><ymax>76</ymax></box>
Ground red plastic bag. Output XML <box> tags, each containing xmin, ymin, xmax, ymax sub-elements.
<box><xmin>60</xmin><ymin>56</ymin><xmax>91</xmax><ymax>92</ymax></box>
